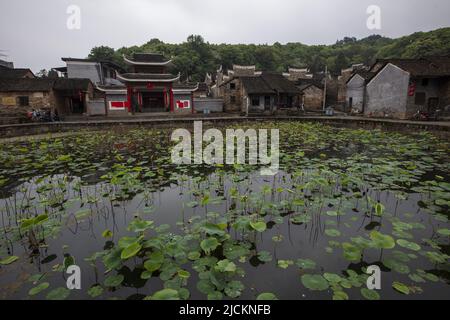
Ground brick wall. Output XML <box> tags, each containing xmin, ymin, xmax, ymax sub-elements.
<box><xmin>223</xmin><ymin>78</ymin><xmax>244</xmax><ymax>113</ymax></box>
<box><xmin>0</xmin><ymin>91</ymin><xmax>54</xmax><ymax>110</ymax></box>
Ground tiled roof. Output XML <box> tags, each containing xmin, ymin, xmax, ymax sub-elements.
<box><xmin>129</xmin><ymin>53</ymin><xmax>170</xmax><ymax>63</ymax></box>
<box><xmin>296</xmin><ymin>78</ymin><xmax>324</xmax><ymax>89</ymax></box>
<box><xmin>61</xmin><ymin>58</ymin><xmax>125</xmax><ymax>72</ymax></box>
<box><xmin>241</xmin><ymin>72</ymin><xmax>301</xmax><ymax>95</ymax></box>
<box><xmin>0</xmin><ymin>78</ymin><xmax>92</xmax><ymax>92</ymax></box>
<box><xmin>119</xmin><ymin>73</ymin><xmax>177</xmax><ymax>80</ymax></box>
<box><xmin>241</xmin><ymin>77</ymin><xmax>274</xmax><ymax>94</ymax></box>
<box><xmin>346</xmin><ymin>71</ymin><xmax>376</xmax><ymax>84</ymax></box>
<box><xmin>53</xmin><ymin>78</ymin><xmax>92</xmax><ymax>91</ymax></box>
<box><xmin>373</xmin><ymin>56</ymin><xmax>450</xmax><ymax>77</ymax></box>
<box><xmin>173</xmin><ymin>83</ymin><xmax>198</xmax><ymax>91</ymax></box>
<box><xmin>0</xmin><ymin>79</ymin><xmax>54</xmax><ymax>91</ymax></box>
<box><xmin>0</xmin><ymin>68</ymin><xmax>34</xmax><ymax>79</ymax></box>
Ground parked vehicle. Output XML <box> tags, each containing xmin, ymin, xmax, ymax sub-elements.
<box><xmin>27</xmin><ymin>109</ymin><xmax>60</xmax><ymax>122</ymax></box>
<box><xmin>413</xmin><ymin>108</ymin><xmax>442</xmax><ymax>121</ymax></box>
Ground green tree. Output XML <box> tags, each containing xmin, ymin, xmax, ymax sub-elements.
<box><xmin>84</xmin><ymin>27</ymin><xmax>450</xmax><ymax>81</ymax></box>
<box><xmin>88</xmin><ymin>46</ymin><xmax>116</xmax><ymax>61</ymax></box>
<box><xmin>36</xmin><ymin>69</ymin><xmax>48</xmax><ymax>78</ymax></box>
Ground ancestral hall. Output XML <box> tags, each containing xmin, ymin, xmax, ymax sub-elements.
<box><xmin>117</xmin><ymin>53</ymin><xmax>198</xmax><ymax>114</ymax></box>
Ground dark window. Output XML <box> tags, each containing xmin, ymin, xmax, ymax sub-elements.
<box><xmin>422</xmin><ymin>78</ymin><xmax>429</xmax><ymax>86</ymax></box>
<box><xmin>230</xmin><ymin>96</ymin><xmax>236</xmax><ymax>104</ymax></box>
<box><xmin>264</xmin><ymin>96</ymin><xmax>271</xmax><ymax>107</ymax></box>
<box><xmin>287</xmin><ymin>96</ymin><xmax>293</xmax><ymax>107</ymax></box>
<box><xmin>18</xmin><ymin>96</ymin><xmax>29</xmax><ymax>106</ymax></box>
<box><xmin>415</xmin><ymin>92</ymin><xmax>426</xmax><ymax>105</ymax></box>
<box><xmin>349</xmin><ymin>97</ymin><xmax>353</xmax><ymax>108</ymax></box>
<box><xmin>252</xmin><ymin>97</ymin><xmax>260</xmax><ymax>106</ymax></box>
<box><xmin>230</xmin><ymin>83</ymin><xmax>236</xmax><ymax>90</ymax></box>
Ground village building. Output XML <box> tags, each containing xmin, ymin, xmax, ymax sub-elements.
<box><xmin>295</xmin><ymin>79</ymin><xmax>324</xmax><ymax>111</ymax></box>
<box><xmin>54</xmin><ymin>57</ymin><xmax>127</xmax><ymax>116</ymax></box>
<box><xmin>212</xmin><ymin>65</ymin><xmax>261</xmax><ymax>99</ymax></box>
<box><xmin>58</xmin><ymin>58</ymin><xmax>123</xmax><ymax>85</ymax></box>
<box><xmin>337</xmin><ymin>64</ymin><xmax>369</xmax><ymax>106</ymax></box>
<box><xmin>283</xmin><ymin>68</ymin><xmax>313</xmax><ymax>81</ymax></box>
<box><xmin>220</xmin><ymin>72</ymin><xmax>301</xmax><ymax>114</ymax></box>
<box><xmin>0</xmin><ymin>59</ymin><xmax>35</xmax><ymax>79</ymax></box>
<box><xmin>0</xmin><ymin>59</ymin><xmax>14</xmax><ymax>69</ymax></box>
<box><xmin>0</xmin><ymin>78</ymin><xmax>94</xmax><ymax>116</ymax></box>
<box><xmin>194</xmin><ymin>82</ymin><xmax>210</xmax><ymax>98</ymax></box>
<box><xmin>346</xmin><ymin>57</ymin><xmax>450</xmax><ymax>119</ymax></box>
<box><xmin>116</xmin><ymin>53</ymin><xmax>197</xmax><ymax>114</ymax></box>
<box><xmin>345</xmin><ymin>71</ymin><xmax>375</xmax><ymax>113</ymax></box>
<box><xmin>55</xmin><ymin>53</ymin><xmax>200</xmax><ymax>116</ymax></box>
<box><xmin>195</xmin><ymin>74</ymin><xmax>224</xmax><ymax>113</ymax></box>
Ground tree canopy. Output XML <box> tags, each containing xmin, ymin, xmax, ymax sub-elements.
<box><xmin>87</xmin><ymin>28</ymin><xmax>450</xmax><ymax>82</ymax></box>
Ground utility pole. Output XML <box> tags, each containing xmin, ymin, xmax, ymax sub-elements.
<box><xmin>322</xmin><ymin>65</ymin><xmax>327</xmax><ymax>112</ymax></box>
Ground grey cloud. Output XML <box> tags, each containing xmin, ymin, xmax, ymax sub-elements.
<box><xmin>0</xmin><ymin>0</ymin><xmax>449</xmax><ymax>71</ymax></box>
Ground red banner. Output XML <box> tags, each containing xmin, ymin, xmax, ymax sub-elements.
<box><xmin>176</xmin><ymin>100</ymin><xmax>190</xmax><ymax>109</ymax></box>
<box><xmin>109</xmin><ymin>101</ymin><xmax>130</xmax><ymax>110</ymax></box>
<box><xmin>408</xmin><ymin>82</ymin><xmax>416</xmax><ymax>96</ymax></box>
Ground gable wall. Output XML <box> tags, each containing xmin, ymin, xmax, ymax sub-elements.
<box><xmin>346</xmin><ymin>74</ymin><xmax>365</xmax><ymax>112</ymax></box>
<box><xmin>366</xmin><ymin>63</ymin><xmax>410</xmax><ymax>119</ymax></box>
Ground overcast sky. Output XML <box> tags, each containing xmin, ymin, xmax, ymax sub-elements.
<box><xmin>0</xmin><ymin>0</ymin><xmax>449</xmax><ymax>72</ymax></box>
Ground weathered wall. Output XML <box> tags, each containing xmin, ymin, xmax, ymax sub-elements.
<box><xmin>0</xmin><ymin>91</ymin><xmax>53</xmax><ymax>109</ymax></box>
<box><xmin>248</xmin><ymin>95</ymin><xmax>267</xmax><ymax>112</ymax></box>
<box><xmin>66</xmin><ymin>61</ymin><xmax>101</xmax><ymax>83</ymax></box>
<box><xmin>223</xmin><ymin>78</ymin><xmax>244</xmax><ymax>113</ymax></box>
<box><xmin>194</xmin><ymin>98</ymin><xmax>223</xmax><ymax>113</ymax></box>
<box><xmin>1</xmin><ymin>117</ymin><xmax>449</xmax><ymax>140</ymax></box>
<box><xmin>438</xmin><ymin>78</ymin><xmax>450</xmax><ymax>113</ymax></box>
<box><xmin>105</xmin><ymin>93</ymin><xmax>128</xmax><ymax>116</ymax></box>
<box><xmin>87</xmin><ymin>100</ymin><xmax>106</xmax><ymax>116</ymax></box>
<box><xmin>338</xmin><ymin>69</ymin><xmax>354</xmax><ymax>104</ymax></box>
<box><xmin>53</xmin><ymin>91</ymin><xmax>68</xmax><ymax>115</ymax></box>
<box><xmin>303</xmin><ymin>86</ymin><xmax>323</xmax><ymax>110</ymax></box>
<box><xmin>406</xmin><ymin>77</ymin><xmax>441</xmax><ymax>115</ymax></box>
<box><xmin>366</xmin><ymin>63</ymin><xmax>410</xmax><ymax>119</ymax></box>
<box><xmin>346</xmin><ymin>75</ymin><xmax>365</xmax><ymax>112</ymax></box>
<box><xmin>173</xmin><ymin>93</ymin><xmax>193</xmax><ymax>114</ymax></box>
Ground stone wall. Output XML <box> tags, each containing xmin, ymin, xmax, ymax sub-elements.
<box><xmin>1</xmin><ymin>117</ymin><xmax>448</xmax><ymax>140</ymax></box>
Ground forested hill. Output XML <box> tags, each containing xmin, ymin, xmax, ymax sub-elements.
<box><xmin>88</xmin><ymin>27</ymin><xmax>450</xmax><ymax>82</ymax></box>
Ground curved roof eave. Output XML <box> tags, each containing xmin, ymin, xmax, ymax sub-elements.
<box><xmin>116</xmin><ymin>73</ymin><xmax>181</xmax><ymax>83</ymax></box>
<box><xmin>123</xmin><ymin>54</ymin><xmax>172</xmax><ymax>66</ymax></box>
<box><xmin>95</xmin><ymin>84</ymin><xmax>127</xmax><ymax>93</ymax></box>
<box><xmin>172</xmin><ymin>84</ymin><xmax>199</xmax><ymax>93</ymax></box>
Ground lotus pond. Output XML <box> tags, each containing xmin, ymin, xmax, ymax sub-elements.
<box><xmin>0</xmin><ymin>121</ymin><xmax>449</xmax><ymax>300</ymax></box>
